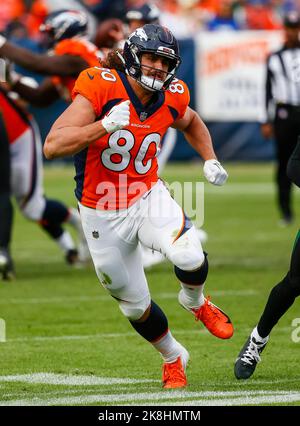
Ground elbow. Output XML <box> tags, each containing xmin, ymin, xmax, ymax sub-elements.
<box><xmin>43</xmin><ymin>136</ymin><xmax>56</xmax><ymax>160</ymax></box>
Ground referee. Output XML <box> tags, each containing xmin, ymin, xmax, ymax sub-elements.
<box><xmin>261</xmin><ymin>11</ymin><xmax>300</xmax><ymax>225</ymax></box>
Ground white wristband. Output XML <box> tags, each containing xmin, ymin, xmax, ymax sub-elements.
<box><xmin>0</xmin><ymin>34</ymin><xmax>7</xmax><ymax>49</ymax></box>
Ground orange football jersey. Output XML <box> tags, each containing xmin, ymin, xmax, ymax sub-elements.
<box><xmin>72</xmin><ymin>67</ymin><xmax>190</xmax><ymax>210</ymax></box>
<box><xmin>51</xmin><ymin>38</ymin><xmax>101</xmax><ymax>101</ymax></box>
<box><xmin>0</xmin><ymin>88</ymin><xmax>30</xmax><ymax>144</ymax></box>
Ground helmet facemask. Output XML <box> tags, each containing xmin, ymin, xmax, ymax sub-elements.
<box><xmin>120</xmin><ymin>41</ymin><xmax>181</xmax><ymax>92</ymax></box>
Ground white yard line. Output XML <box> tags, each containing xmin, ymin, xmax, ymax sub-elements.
<box><xmin>0</xmin><ymin>372</ymin><xmax>298</xmax><ymax>389</ymax></box>
<box><xmin>1</xmin><ymin>389</ymin><xmax>300</xmax><ymax>406</ymax></box>
<box><xmin>131</xmin><ymin>393</ymin><xmax>300</xmax><ymax>406</ymax></box>
<box><xmin>1</xmin><ymin>374</ymin><xmax>299</xmax><ymax>406</ymax></box>
<box><xmin>0</xmin><ymin>373</ymin><xmax>157</xmax><ymax>386</ymax></box>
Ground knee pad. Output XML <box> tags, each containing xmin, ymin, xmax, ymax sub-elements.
<box><xmin>118</xmin><ymin>294</ymin><xmax>151</xmax><ymax>321</ymax></box>
<box><xmin>175</xmin><ymin>252</ymin><xmax>208</xmax><ymax>285</ymax></box>
<box><xmin>20</xmin><ymin>195</ymin><xmax>46</xmax><ymax>221</ymax></box>
<box><xmin>169</xmin><ymin>231</ymin><xmax>205</xmax><ymax>271</ymax></box>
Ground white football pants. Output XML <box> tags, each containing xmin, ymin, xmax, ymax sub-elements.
<box><xmin>79</xmin><ymin>180</ymin><xmax>204</xmax><ymax>306</ymax></box>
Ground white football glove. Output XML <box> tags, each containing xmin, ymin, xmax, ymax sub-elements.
<box><xmin>203</xmin><ymin>159</ymin><xmax>228</xmax><ymax>186</ymax></box>
<box><xmin>102</xmin><ymin>100</ymin><xmax>130</xmax><ymax>133</ymax></box>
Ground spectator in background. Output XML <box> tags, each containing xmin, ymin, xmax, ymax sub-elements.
<box><xmin>206</xmin><ymin>0</ymin><xmax>240</xmax><ymax>31</ymax></box>
<box><xmin>260</xmin><ymin>11</ymin><xmax>300</xmax><ymax>225</ymax></box>
<box><xmin>160</xmin><ymin>0</ymin><xmax>203</xmax><ymax>38</ymax></box>
<box><xmin>238</xmin><ymin>0</ymin><xmax>282</xmax><ymax>29</ymax></box>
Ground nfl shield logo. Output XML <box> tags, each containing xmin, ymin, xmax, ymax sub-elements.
<box><xmin>140</xmin><ymin>111</ymin><xmax>148</xmax><ymax>122</ymax></box>
<box><xmin>92</xmin><ymin>230</ymin><xmax>99</xmax><ymax>239</ymax></box>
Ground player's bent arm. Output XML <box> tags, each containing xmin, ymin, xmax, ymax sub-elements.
<box><xmin>174</xmin><ymin>107</ymin><xmax>228</xmax><ymax>185</ymax></box>
<box><xmin>12</xmin><ymin>78</ymin><xmax>60</xmax><ymax>107</ymax></box>
<box><xmin>44</xmin><ymin>94</ymin><xmax>107</xmax><ymax>159</ymax></box>
<box><xmin>173</xmin><ymin>107</ymin><xmax>217</xmax><ymax>161</ymax></box>
<box><xmin>0</xmin><ymin>39</ymin><xmax>87</xmax><ymax>76</ymax></box>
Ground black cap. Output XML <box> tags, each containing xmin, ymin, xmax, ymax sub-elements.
<box><xmin>284</xmin><ymin>11</ymin><xmax>300</xmax><ymax>28</ymax></box>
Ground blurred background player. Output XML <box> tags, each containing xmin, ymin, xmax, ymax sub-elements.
<box><xmin>235</xmin><ymin>136</ymin><xmax>300</xmax><ymax>380</ymax></box>
<box><xmin>44</xmin><ymin>24</ymin><xmax>233</xmax><ymax>389</ymax></box>
<box><xmin>0</xmin><ymin>82</ymin><xmax>87</xmax><ymax>265</ymax></box>
<box><xmin>0</xmin><ymin>98</ymin><xmax>15</xmax><ymax>280</ymax></box>
<box><xmin>260</xmin><ymin>11</ymin><xmax>300</xmax><ymax>226</ymax></box>
<box><xmin>0</xmin><ymin>9</ymin><xmax>102</xmax><ymax>106</ymax></box>
<box><xmin>0</xmin><ymin>9</ymin><xmax>100</xmax><ymax>265</ymax></box>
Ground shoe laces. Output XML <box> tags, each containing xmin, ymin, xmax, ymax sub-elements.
<box><xmin>194</xmin><ymin>296</ymin><xmax>223</xmax><ymax>324</ymax></box>
<box><xmin>163</xmin><ymin>358</ymin><xmax>185</xmax><ymax>383</ymax></box>
<box><xmin>240</xmin><ymin>339</ymin><xmax>263</xmax><ymax>365</ymax></box>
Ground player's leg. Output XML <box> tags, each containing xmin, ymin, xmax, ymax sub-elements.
<box><xmin>235</xmin><ymin>230</ymin><xmax>300</xmax><ymax>379</ymax></box>
<box><xmin>273</xmin><ymin>117</ymin><xmax>296</xmax><ymax>224</ymax></box>
<box><xmin>138</xmin><ymin>180</ymin><xmax>233</xmax><ymax>339</ymax></box>
<box><xmin>79</xmin><ymin>201</ymin><xmax>189</xmax><ymax>388</ymax></box>
<box><xmin>31</xmin><ymin>118</ymin><xmax>90</xmax><ymax>263</ymax></box>
<box><xmin>10</xmin><ymin>126</ymin><xmax>81</xmax><ymax>264</ymax></box>
<box><xmin>0</xmin><ymin>114</ymin><xmax>14</xmax><ymax>280</ymax></box>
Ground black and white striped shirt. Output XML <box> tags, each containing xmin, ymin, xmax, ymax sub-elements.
<box><xmin>264</xmin><ymin>43</ymin><xmax>300</xmax><ymax>122</ymax></box>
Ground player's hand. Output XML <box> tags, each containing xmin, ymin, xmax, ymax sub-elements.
<box><xmin>102</xmin><ymin>100</ymin><xmax>130</xmax><ymax>133</ymax></box>
<box><xmin>203</xmin><ymin>159</ymin><xmax>228</xmax><ymax>186</ymax></box>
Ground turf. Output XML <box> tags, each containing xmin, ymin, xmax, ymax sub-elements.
<box><xmin>1</xmin><ymin>162</ymin><xmax>300</xmax><ymax>406</ymax></box>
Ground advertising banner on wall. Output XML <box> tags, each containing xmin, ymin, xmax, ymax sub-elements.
<box><xmin>196</xmin><ymin>31</ymin><xmax>283</xmax><ymax>121</ymax></box>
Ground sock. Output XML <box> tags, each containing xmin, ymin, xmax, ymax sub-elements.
<box><xmin>251</xmin><ymin>326</ymin><xmax>269</xmax><ymax>344</ymax></box>
<box><xmin>180</xmin><ymin>283</ymin><xmax>205</xmax><ymax>309</ymax></box>
<box><xmin>151</xmin><ymin>330</ymin><xmax>184</xmax><ymax>363</ymax></box>
<box><xmin>56</xmin><ymin>231</ymin><xmax>76</xmax><ymax>252</ymax></box>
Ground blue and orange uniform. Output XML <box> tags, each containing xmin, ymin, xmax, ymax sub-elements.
<box><xmin>72</xmin><ymin>66</ymin><xmax>190</xmax><ymax>210</ymax></box>
<box><xmin>52</xmin><ymin>38</ymin><xmax>101</xmax><ymax>101</ymax></box>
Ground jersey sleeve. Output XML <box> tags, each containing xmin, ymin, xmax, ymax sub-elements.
<box><xmin>54</xmin><ymin>39</ymin><xmax>83</xmax><ymax>57</ymax></box>
<box><xmin>167</xmin><ymin>79</ymin><xmax>190</xmax><ymax>121</ymax></box>
<box><xmin>72</xmin><ymin>68</ymin><xmax>101</xmax><ymax>116</ymax></box>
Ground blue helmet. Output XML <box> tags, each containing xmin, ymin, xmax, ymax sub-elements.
<box><xmin>119</xmin><ymin>24</ymin><xmax>181</xmax><ymax>92</ymax></box>
<box><xmin>126</xmin><ymin>4</ymin><xmax>160</xmax><ymax>25</ymax></box>
<box><xmin>39</xmin><ymin>9</ymin><xmax>88</xmax><ymax>46</ymax></box>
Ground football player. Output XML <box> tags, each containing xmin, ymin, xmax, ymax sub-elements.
<box><xmin>0</xmin><ymin>9</ymin><xmax>102</xmax><ymax>265</ymax></box>
<box><xmin>44</xmin><ymin>24</ymin><xmax>233</xmax><ymax>388</ymax></box>
<box><xmin>0</xmin><ymin>84</ymin><xmax>86</xmax><ymax>265</ymax></box>
<box><xmin>235</xmin><ymin>138</ymin><xmax>300</xmax><ymax>380</ymax></box>
<box><xmin>0</xmin><ymin>9</ymin><xmax>102</xmax><ymax>105</ymax></box>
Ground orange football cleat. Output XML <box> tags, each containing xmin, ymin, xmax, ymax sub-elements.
<box><xmin>193</xmin><ymin>296</ymin><xmax>234</xmax><ymax>339</ymax></box>
<box><xmin>162</xmin><ymin>356</ymin><xmax>187</xmax><ymax>389</ymax></box>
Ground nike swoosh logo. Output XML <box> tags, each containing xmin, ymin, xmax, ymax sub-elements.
<box><xmin>87</xmin><ymin>71</ymin><xmax>94</xmax><ymax>80</ymax></box>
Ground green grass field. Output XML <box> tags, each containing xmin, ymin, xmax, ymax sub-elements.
<box><xmin>1</xmin><ymin>162</ymin><xmax>300</xmax><ymax>406</ymax></box>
